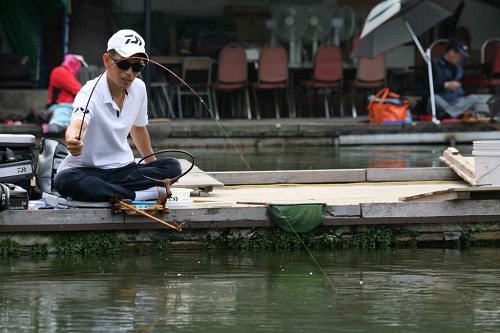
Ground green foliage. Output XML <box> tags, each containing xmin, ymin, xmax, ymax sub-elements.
<box><xmin>460</xmin><ymin>227</ymin><xmax>475</xmax><ymax>249</ymax></box>
<box><xmin>153</xmin><ymin>239</ymin><xmax>170</xmax><ymax>252</ymax></box>
<box><xmin>31</xmin><ymin>244</ymin><xmax>49</xmax><ymax>258</ymax></box>
<box><xmin>0</xmin><ymin>239</ymin><xmax>20</xmax><ymax>258</ymax></box>
<box><xmin>204</xmin><ymin>229</ymin><xmax>311</xmax><ymax>250</ymax></box>
<box><xmin>353</xmin><ymin>228</ymin><xmax>392</xmax><ymax>250</ymax></box>
<box><xmin>53</xmin><ymin>232</ymin><xmax>121</xmax><ymax>256</ymax></box>
<box><xmin>316</xmin><ymin>230</ymin><xmax>348</xmax><ymax>250</ymax></box>
<box><xmin>204</xmin><ymin>228</ymin><xmax>393</xmax><ymax>251</ymax></box>
<box><xmin>254</xmin><ymin>230</ymin><xmax>311</xmax><ymax>250</ymax></box>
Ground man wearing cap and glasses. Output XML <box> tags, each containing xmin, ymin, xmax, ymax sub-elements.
<box><xmin>432</xmin><ymin>37</ymin><xmax>478</xmax><ymax>119</ymax></box>
<box><xmin>54</xmin><ymin>29</ymin><xmax>181</xmax><ymax>202</ymax></box>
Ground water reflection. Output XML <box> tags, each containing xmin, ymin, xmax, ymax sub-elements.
<box><xmin>178</xmin><ymin>144</ymin><xmax>472</xmax><ymax>171</ymax></box>
<box><xmin>1</xmin><ymin>248</ymin><xmax>500</xmax><ymax>332</ymax></box>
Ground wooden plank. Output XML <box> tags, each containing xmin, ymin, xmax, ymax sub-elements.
<box><xmin>401</xmin><ymin>186</ymin><xmax>500</xmax><ymax>202</ymax></box>
<box><xmin>400</xmin><ymin>191</ymin><xmax>468</xmax><ymax>202</ymax></box>
<box><xmin>367</xmin><ymin>167</ymin><xmax>459</xmax><ymax>182</ymax></box>
<box><xmin>210</xmin><ymin>167</ymin><xmax>461</xmax><ymax>185</ymax></box>
<box><xmin>439</xmin><ymin>147</ymin><xmax>476</xmax><ymax>185</ymax></box>
<box><xmin>361</xmin><ymin>200</ymin><xmax>500</xmax><ymax>218</ymax></box>
<box><xmin>208</xmin><ymin>169</ymin><xmax>366</xmax><ymax>185</ymax></box>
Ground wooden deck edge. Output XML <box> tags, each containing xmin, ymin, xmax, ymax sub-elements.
<box><xmin>2</xmin><ymin>215</ymin><xmax>500</xmax><ymax>232</ymax></box>
<box><xmin>361</xmin><ymin>200</ymin><xmax>500</xmax><ymax>218</ymax></box>
<box><xmin>208</xmin><ymin>167</ymin><xmax>459</xmax><ymax>185</ymax></box>
<box><xmin>2</xmin><ymin>200</ymin><xmax>500</xmax><ymax>232</ymax></box>
<box><xmin>339</xmin><ymin>131</ymin><xmax>500</xmax><ymax>145</ymax></box>
<box><xmin>207</xmin><ymin>169</ymin><xmax>366</xmax><ymax>184</ymax></box>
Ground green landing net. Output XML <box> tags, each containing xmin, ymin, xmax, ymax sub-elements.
<box><xmin>267</xmin><ymin>203</ymin><xmax>327</xmax><ymax>233</ymax></box>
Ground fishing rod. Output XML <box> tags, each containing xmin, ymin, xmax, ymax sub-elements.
<box><xmin>79</xmin><ymin>55</ymin><xmax>337</xmax><ymax>290</ymax></box>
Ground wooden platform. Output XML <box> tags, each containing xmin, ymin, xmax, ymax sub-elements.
<box><xmin>2</xmin><ymin>167</ymin><xmax>500</xmax><ymax>235</ymax></box>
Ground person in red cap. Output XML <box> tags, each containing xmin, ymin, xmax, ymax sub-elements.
<box><xmin>46</xmin><ymin>54</ymin><xmax>88</xmax><ymax>134</ymax></box>
<box><xmin>53</xmin><ymin>29</ymin><xmax>181</xmax><ymax>202</ymax></box>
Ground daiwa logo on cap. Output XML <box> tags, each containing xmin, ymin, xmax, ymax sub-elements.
<box><xmin>107</xmin><ymin>29</ymin><xmax>148</xmax><ymax>59</ymax></box>
<box><xmin>123</xmin><ymin>34</ymin><xmax>143</xmax><ymax>46</ymax></box>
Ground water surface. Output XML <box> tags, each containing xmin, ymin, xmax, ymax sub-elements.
<box><xmin>1</xmin><ymin>248</ymin><xmax>499</xmax><ymax>332</ymax></box>
<box><xmin>180</xmin><ymin>144</ymin><xmax>472</xmax><ymax>171</ymax></box>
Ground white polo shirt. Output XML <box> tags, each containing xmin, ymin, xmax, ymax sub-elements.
<box><xmin>58</xmin><ymin>72</ymin><xmax>148</xmax><ymax>171</ymax></box>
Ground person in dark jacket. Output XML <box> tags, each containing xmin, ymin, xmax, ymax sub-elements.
<box><xmin>432</xmin><ymin>38</ymin><xmax>477</xmax><ymax>119</ymax></box>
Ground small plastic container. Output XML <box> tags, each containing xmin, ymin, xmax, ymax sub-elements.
<box><xmin>167</xmin><ymin>188</ymin><xmax>193</xmax><ymax>205</ymax></box>
<box><xmin>473</xmin><ymin>140</ymin><xmax>500</xmax><ymax>186</ymax></box>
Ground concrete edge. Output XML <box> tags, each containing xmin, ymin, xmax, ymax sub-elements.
<box><xmin>208</xmin><ymin>167</ymin><xmax>459</xmax><ymax>185</ymax></box>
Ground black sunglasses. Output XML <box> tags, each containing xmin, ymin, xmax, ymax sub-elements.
<box><xmin>107</xmin><ymin>53</ymin><xmax>145</xmax><ymax>73</ymax></box>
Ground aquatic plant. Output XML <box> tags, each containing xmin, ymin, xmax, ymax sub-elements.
<box><xmin>352</xmin><ymin>227</ymin><xmax>393</xmax><ymax>250</ymax></box>
<box><xmin>153</xmin><ymin>239</ymin><xmax>170</xmax><ymax>252</ymax></box>
<box><xmin>0</xmin><ymin>239</ymin><xmax>20</xmax><ymax>258</ymax></box>
<box><xmin>31</xmin><ymin>244</ymin><xmax>49</xmax><ymax>258</ymax></box>
<box><xmin>203</xmin><ymin>227</ymin><xmax>393</xmax><ymax>251</ymax></box>
<box><xmin>53</xmin><ymin>232</ymin><xmax>121</xmax><ymax>256</ymax></box>
<box><xmin>315</xmin><ymin>230</ymin><xmax>347</xmax><ymax>250</ymax></box>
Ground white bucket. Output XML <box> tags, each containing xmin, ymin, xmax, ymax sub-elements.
<box><xmin>167</xmin><ymin>187</ymin><xmax>193</xmax><ymax>205</ymax></box>
<box><xmin>472</xmin><ymin>140</ymin><xmax>500</xmax><ymax>186</ymax></box>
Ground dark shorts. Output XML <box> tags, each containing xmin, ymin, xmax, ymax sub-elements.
<box><xmin>54</xmin><ymin>157</ymin><xmax>182</xmax><ymax>202</ymax></box>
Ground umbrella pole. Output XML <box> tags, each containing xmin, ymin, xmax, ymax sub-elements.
<box><xmin>404</xmin><ymin>20</ymin><xmax>439</xmax><ymax>125</ymax></box>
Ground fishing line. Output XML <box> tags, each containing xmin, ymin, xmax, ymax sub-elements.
<box><xmin>79</xmin><ymin>55</ymin><xmax>337</xmax><ymax>290</ymax></box>
<box><xmin>147</xmin><ymin>56</ymin><xmax>337</xmax><ymax>291</ymax></box>
<box><xmin>145</xmin><ymin>57</ymin><xmax>258</xmax><ymax>176</ymax></box>
<box><xmin>281</xmin><ymin>216</ymin><xmax>338</xmax><ymax>291</ymax></box>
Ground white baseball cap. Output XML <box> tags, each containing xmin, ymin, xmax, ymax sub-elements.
<box><xmin>107</xmin><ymin>29</ymin><xmax>148</xmax><ymax>60</ymax></box>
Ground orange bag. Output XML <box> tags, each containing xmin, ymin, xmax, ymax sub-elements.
<box><xmin>367</xmin><ymin>88</ymin><xmax>410</xmax><ymax>124</ymax></box>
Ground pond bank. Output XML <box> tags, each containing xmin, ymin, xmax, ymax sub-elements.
<box><xmin>1</xmin><ymin>117</ymin><xmax>500</xmax><ymax>147</ymax></box>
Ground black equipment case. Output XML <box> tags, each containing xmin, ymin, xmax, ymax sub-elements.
<box><xmin>0</xmin><ymin>183</ymin><xmax>29</xmax><ymax>211</ymax></box>
<box><xmin>0</xmin><ymin>134</ymin><xmax>37</xmax><ymax>191</ymax></box>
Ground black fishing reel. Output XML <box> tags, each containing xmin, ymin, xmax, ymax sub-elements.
<box><xmin>0</xmin><ymin>183</ymin><xmax>8</xmax><ymax>212</ymax></box>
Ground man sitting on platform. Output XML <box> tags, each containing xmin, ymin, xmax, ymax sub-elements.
<box><xmin>432</xmin><ymin>38</ymin><xmax>477</xmax><ymax>119</ymax></box>
<box><xmin>54</xmin><ymin>29</ymin><xmax>182</xmax><ymax>202</ymax></box>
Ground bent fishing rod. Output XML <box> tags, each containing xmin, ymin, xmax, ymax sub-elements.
<box><xmin>77</xmin><ymin>55</ymin><xmax>336</xmax><ymax>290</ymax></box>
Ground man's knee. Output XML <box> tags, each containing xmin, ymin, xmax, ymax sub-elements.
<box><xmin>170</xmin><ymin>158</ymin><xmax>183</xmax><ymax>177</ymax></box>
<box><xmin>156</xmin><ymin>157</ymin><xmax>182</xmax><ymax>177</ymax></box>
<box><xmin>54</xmin><ymin>169</ymin><xmax>85</xmax><ymax>195</ymax></box>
